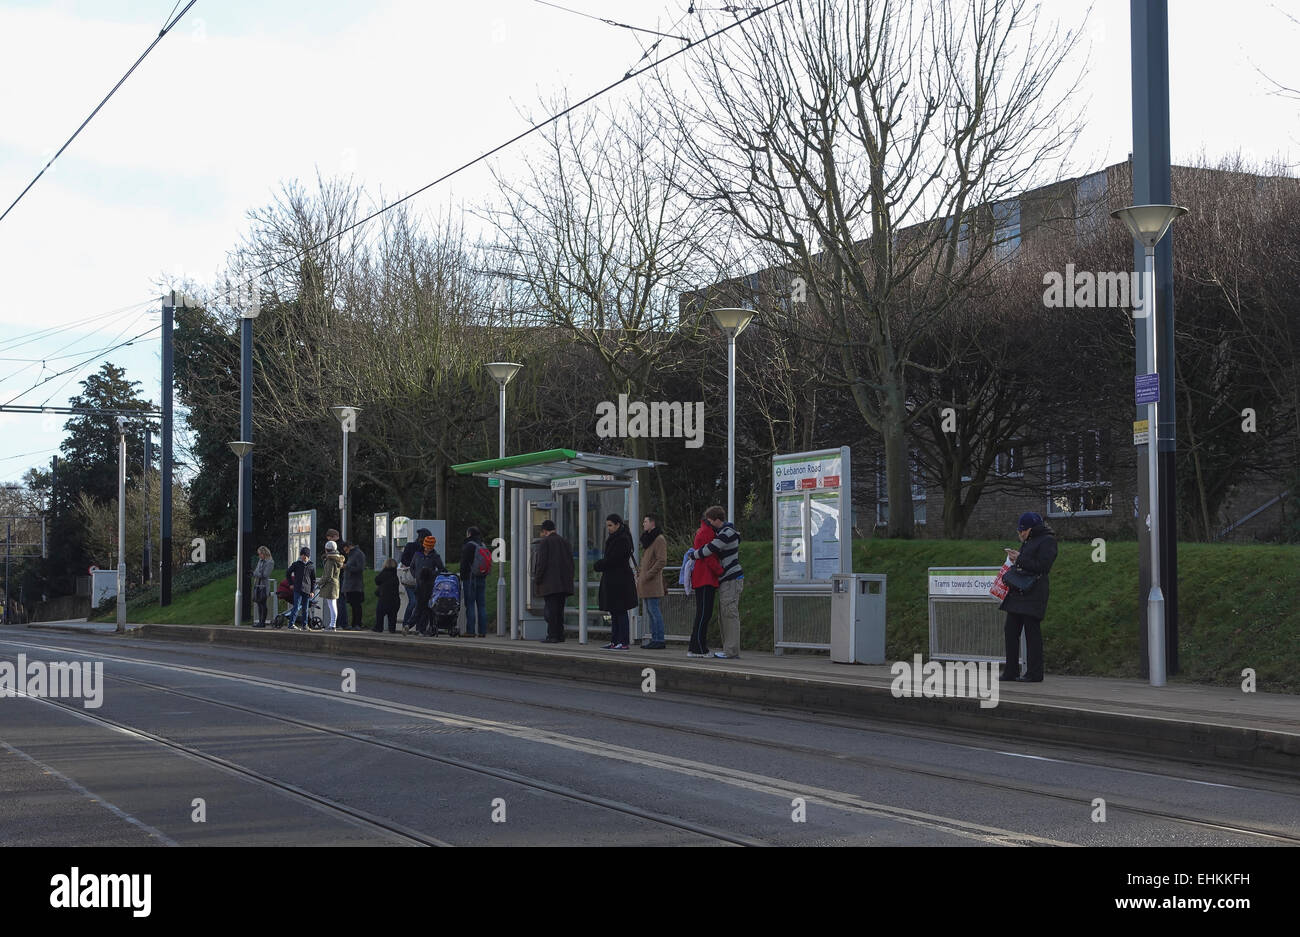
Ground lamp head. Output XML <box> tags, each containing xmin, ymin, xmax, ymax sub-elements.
<box><xmin>228</xmin><ymin>440</ymin><xmax>253</xmax><ymax>458</ymax></box>
<box><xmin>485</xmin><ymin>361</ymin><xmax>523</xmax><ymax>385</ymax></box>
<box><xmin>1110</xmin><ymin>204</ymin><xmax>1188</xmax><ymax>249</ymax></box>
<box><xmin>709</xmin><ymin>307</ymin><xmax>756</xmax><ymax>337</ymax></box>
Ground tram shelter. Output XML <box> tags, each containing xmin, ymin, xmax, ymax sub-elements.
<box><xmin>452</xmin><ymin>449</ymin><xmax>663</xmax><ymax>643</ymax></box>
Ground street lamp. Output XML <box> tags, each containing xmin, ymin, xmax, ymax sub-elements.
<box><xmin>485</xmin><ymin>361</ymin><xmax>522</xmax><ymax>638</ymax></box>
<box><xmin>330</xmin><ymin>406</ymin><xmax>360</xmax><ymax>543</ymax></box>
<box><xmin>708</xmin><ymin>308</ymin><xmax>756</xmax><ymax>522</ymax></box>
<box><xmin>228</xmin><ymin>440</ymin><xmax>254</xmax><ymax>627</ymax></box>
<box><xmin>116</xmin><ymin>416</ymin><xmax>127</xmax><ymax>634</ymax></box>
<box><xmin>1111</xmin><ymin>203</ymin><xmax>1187</xmax><ymax>688</ymax></box>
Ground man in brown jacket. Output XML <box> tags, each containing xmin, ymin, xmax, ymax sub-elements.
<box><xmin>637</xmin><ymin>514</ymin><xmax>668</xmax><ymax>649</ymax></box>
<box><xmin>532</xmin><ymin>520</ymin><xmax>574</xmax><ymax>643</ymax></box>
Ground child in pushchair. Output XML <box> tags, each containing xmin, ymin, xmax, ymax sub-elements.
<box><xmin>429</xmin><ymin>572</ymin><xmax>462</xmax><ymax>636</ymax></box>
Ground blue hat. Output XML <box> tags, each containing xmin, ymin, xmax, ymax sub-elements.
<box><xmin>1017</xmin><ymin>512</ymin><xmax>1043</xmax><ymax>531</ymax></box>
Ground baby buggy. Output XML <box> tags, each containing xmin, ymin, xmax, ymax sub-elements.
<box><xmin>429</xmin><ymin>572</ymin><xmax>462</xmax><ymax>636</ymax></box>
<box><xmin>273</xmin><ymin>579</ymin><xmax>322</xmax><ymax>631</ymax></box>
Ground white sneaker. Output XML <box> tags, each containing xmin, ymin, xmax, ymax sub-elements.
<box><xmin>686</xmin><ymin>651</ymin><xmax>708</xmax><ymax>658</ymax></box>
<box><xmin>713</xmin><ymin>651</ymin><xmax>736</xmax><ymax>659</ymax></box>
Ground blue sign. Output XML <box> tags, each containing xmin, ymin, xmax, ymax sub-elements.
<box><xmin>777</xmin><ymin>480</ymin><xmax>795</xmax><ymax>492</ymax></box>
<box><xmin>1135</xmin><ymin>373</ymin><xmax>1160</xmax><ymax>405</ymax></box>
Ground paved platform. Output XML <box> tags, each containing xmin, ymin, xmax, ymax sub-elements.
<box><xmin>20</xmin><ymin>619</ymin><xmax>1300</xmax><ymax>776</ymax></box>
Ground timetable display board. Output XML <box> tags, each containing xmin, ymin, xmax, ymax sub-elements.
<box><xmin>287</xmin><ymin>510</ymin><xmax>317</xmax><ymax>565</ymax></box>
<box><xmin>772</xmin><ymin>447</ymin><xmax>851</xmax><ymax>584</ymax></box>
<box><xmin>373</xmin><ymin>512</ymin><xmax>391</xmax><ymax>571</ymax></box>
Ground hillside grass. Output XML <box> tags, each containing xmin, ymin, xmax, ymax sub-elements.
<box><xmin>97</xmin><ymin>541</ymin><xmax>1300</xmax><ymax>691</ymax></box>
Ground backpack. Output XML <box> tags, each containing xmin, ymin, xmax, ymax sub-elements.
<box><xmin>471</xmin><ymin>542</ymin><xmax>492</xmax><ymax>577</ymax></box>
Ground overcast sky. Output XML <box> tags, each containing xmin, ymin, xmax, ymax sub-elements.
<box><xmin>1</xmin><ymin>0</ymin><xmax>1296</xmax><ymax>484</ymax></box>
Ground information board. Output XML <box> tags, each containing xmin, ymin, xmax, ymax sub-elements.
<box><xmin>287</xmin><ymin>510</ymin><xmax>317</xmax><ymax>565</ymax></box>
<box><xmin>373</xmin><ymin>512</ymin><xmax>391</xmax><ymax>570</ymax></box>
<box><xmin>772</xmin><ymin>447</ymin><xmax>851</xmax><ymax>584</ymax></box>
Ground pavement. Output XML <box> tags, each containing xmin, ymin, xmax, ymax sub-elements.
<box><xmin>20</xmin><ymin>618</ymin><xmax>1300</xmax><ymax>776</ymax></box>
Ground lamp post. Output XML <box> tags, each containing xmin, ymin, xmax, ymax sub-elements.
<box><xmin>116</xmin><ymin>416</ymin><xmax>127</xmax><ymax>634</ymax></box>
<box><xmin>1111</xmin><ymin>203</ymin><xmax>1187</xmax><ymax>688</ymax></box>
<box><xmin>330</xmin><ymin>407</ymin><xmax>360</xmax><ymax>543</ymax></box>
<box><xmin>228</xmin><ymin>440</ymin><xmax>254</xmax><ymax>627</ymax></box>
<box><xmin>238</xmin><ymin>300</ymin><xmax>259</xmax><ymax>622</ymax></box>
<box><xmin>708</xmin><ymin>308</ymin><xmax>756</xmax><ymax>522</ymax></box>
<box><xmin>485</xmin><ymin>362</ymin><xmax>522</xmax><ymax>637</ymax></box>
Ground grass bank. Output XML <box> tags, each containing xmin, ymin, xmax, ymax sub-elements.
<box><xmin>97</xmin><ymin>541</ymin><xmax>1300</xmax><ymax>692</ymax></box>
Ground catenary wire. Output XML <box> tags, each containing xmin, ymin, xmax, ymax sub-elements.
<box><xmin>0</xmin><ymin>1</ymin><xmax>199</xmax><ymax>226</ymax></box>
<box><xmin>197</xmin><ymin>0</ymin><xmax>790</xmax><ymax>314</ymax></box>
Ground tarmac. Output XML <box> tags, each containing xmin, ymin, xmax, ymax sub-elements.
<box><xmin>17</xmin><ymin>618</ymin><xmax>1300</xmax><ymax>776</ymax></box>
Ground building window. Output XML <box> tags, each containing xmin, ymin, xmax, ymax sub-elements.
<box><xmin>1046</xmin><ymin>430</ymin><xmax>1112</xmax><ymax>517</ymax></box>
<box><xmin>995</xmin><ymin>442</ymin><xmax>1024</xmax><ymax>477</ymax></box>
<box><xmin>876</xmin><ymin>451</ymin><xmax>926</xmax><ymax>526</ymax></box>
<box><xmin>994</xmin><ymin>201</ymin><xmax>1021</xmax><ymax>261</ymax></box>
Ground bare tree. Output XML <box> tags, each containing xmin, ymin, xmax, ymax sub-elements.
<box><xmin>484</xmin><ymin>96</ymin><xmax>736</xmax><ymax>460</ymax></box>
<box><xmin>664</xmin><ymin>0</ymin><xmax>1086</xmax><ymax>536</ymax></box>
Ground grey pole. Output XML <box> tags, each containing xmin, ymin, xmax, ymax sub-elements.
<box><xmin>161</xmin><ymin>296</ymin><xmax>174</xmax><ymax>606</ymax></box>
<box><xmin>143</xmin><ymin>429</ymin><xmax>152</xmax><ymax>584</ymax></box>
<box><xmin>341</xmin><ymin>425</ymin><xmax>349</xmax><ymax>543</ymax></box>
<box><xmin>1142</xmin><ymin>246</ymin><xmax>1165</xmax><ymax>686</ymax></box>
<box><xmin>497</xmin><ymin>380</ymin><xmax>506</xmax><ymax>637</ymax></box>
<box><xmin>240</xmin><ymin>314</ymin><xmax>253</xmax><ymax>621</ymax></box>
<box><xmin>4</xmin><ymin>522</ymin><xmax>10</xmax><ymax>626</ymax></box>
<box><xmin>116</xmin><ymin>418</ymin><xmax>127</xmax><ymax>634</ymax></box>
<box><xmin>234</xmin><ymin>455</ymin><xmax>245</xmax><ymax>628</ymax></box>
<box><xmin>727</xmin><ymin>329</ymin><xmax>737</xmax><ymax>522</ymax></box>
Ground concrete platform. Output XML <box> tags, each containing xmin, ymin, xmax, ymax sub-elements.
<box><xmin>23</xmin><ymin>619</ymin><xmax>1300</xmax><ymax>776</ymax></box>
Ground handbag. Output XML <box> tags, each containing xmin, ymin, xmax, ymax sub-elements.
<box><xmin>1003</xmin><ymin>567</ymin><xmax>1039</xmax><ymax>592</ymax></box>
<box><xmin>397</xmin><ymin>564</ymin><xmax>416</xmax><ymax>587</ymax></box>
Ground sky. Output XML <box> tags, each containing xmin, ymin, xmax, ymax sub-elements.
<box><xmin>0</xmin><ymin>0</ymin><xmax>1297</xmax><ymax>485</ymax></box>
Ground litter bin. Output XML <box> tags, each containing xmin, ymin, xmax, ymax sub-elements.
<box><xmin>830</xmin><ymin>573</ymin><xmax>886</xmax><ymax>664</ymax></box>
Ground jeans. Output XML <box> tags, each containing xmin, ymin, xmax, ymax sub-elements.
<box><xmin>543</xmin><ymin>593</ymin><xmax>567</xmax><ymax>641</ymax></box>
<box><xmin>322</xmin><ymin>597</ymin><xmax>337</xmax><ymax>630</ymax></box>
<box><xmin>463</xmin><ymin>575</ymin><xmax>488</xmax><ymax>635</ymax></box>
<box><xmin>336</xmin><ymin>593</ymin><xmax>348</xmax><ymax>629</ymax></box>
<box><xmin>718</xmin><ymin>578</ymin><xmax>743</xmax><ymax>657</ymax></box>
<box><xmin>288</xmin><ymin>591</ymin><xmax>311</xmax><ymax>627</ymax></box>
<box><xmin>401</xmin><ymin>585</ymin><xmax>418</xmax><ymax>627</ymax></box>
<box><xmin>346</xmin><ymin>590</ymin><xmax>362</xmax><ymax>629</ymax></box>
<box><xmin>376</xmin><ymin>600</ymin><xmax>399</xmax><ymax>632</ymax></box>
<box><xmin>1004</xmin><ymin>612</ymin><xmax>1043</xmax><ymax>678</ymax></box>
<box><xmin>690</xmin><ymin>585</ymin><xmax>716</xmax><ymax>654</ymax></box>
<box><xmin>643</xmin><ymin>597</ymin><xmax>665</xmax><ymax>643</ymax></box>
<box><xmin>609</xmin><ymin>609</ymin><xmax>630</xmax><ymax>646</ymax></box>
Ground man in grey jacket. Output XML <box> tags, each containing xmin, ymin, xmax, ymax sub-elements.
<box><xmin>342</xmin><ymin>541</ymin><xmax>367</xmax><ymax>630</ymax></box>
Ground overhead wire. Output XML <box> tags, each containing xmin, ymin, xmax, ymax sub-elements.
<box><xmin>0</xmin><ymin>1</ymin><xmax>199</xmax><ymax>226</ymax></box>
<box><xmin>198</xmin><ymin>0</ymin><xmax>790</xmax><ymax>314</ymax></box>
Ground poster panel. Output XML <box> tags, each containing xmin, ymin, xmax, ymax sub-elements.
<box><xmin>776</xmin><ymin>495</ymin><xmax>806</xmax><ymax>581</ymax></box>
<box><xmin>287</xmin><ymin>510</ymin><xmax>317</xmax><ymax>565</ymax></box>
<box><xmin>772</xmin><ymin>447</ymin><xmax>851</xmax><ymax>584</ymax></box>
<box><xmin>373</xmin><ymin>512</ymin><xmax>391</xmax><ymax>570</ymax></box>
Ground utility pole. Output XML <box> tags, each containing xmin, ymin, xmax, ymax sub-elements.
<box><xmin>161</xmin><ymin>293</ymin><xmax>174</xmax><ymax>606</ymax></box>
<box><xmin>143</xmin><ymin>428</ymin><xmax>152</xmax><ymax>584</ymax></box>
<box><xmin>1130</xmin><ymin>0</ymin><xmax>1179</xmax><ymax>676</ymax></box>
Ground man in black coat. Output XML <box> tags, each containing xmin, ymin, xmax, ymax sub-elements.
<box><xmin>1000</xmin><ymin>512</ymin><xmax>1059</xmax><ymax>682</ymax></box>
<box><xmin>532</xmin><ymin>520</ymin><xmax>574</xmax><ymax>643</ymax></box>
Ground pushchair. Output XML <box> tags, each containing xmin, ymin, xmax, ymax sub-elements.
<box><xmin>429</xmin><ymin>572</ymin><xmax>462</xmax><ymax>636</ymax></box>
<box><xmin>274</xmin><ymin>580</ymin><xmax>322</xmax><ymax>631</ymax></box>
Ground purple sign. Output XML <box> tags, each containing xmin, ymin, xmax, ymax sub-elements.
<box><xmin>1135</xmin><ymin>373</ymin><xmax>1160</xmax><ymax>405</ymax></box>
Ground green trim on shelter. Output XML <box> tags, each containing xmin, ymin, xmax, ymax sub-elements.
<box><xmin>452</xmin><ymin>449</ymin><xmax>664</xmax><ymax>486</ymax></box>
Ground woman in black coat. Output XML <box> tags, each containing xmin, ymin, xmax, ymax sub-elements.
<box><xmin>593</xmin><ymin>513</ymin><xmax>637</xmax><ymax>650</ymax></box>
<box><xmin>1000</xmin><ymin>511</ymin><xmax>1059</xmax><ymax>682</ymax></box>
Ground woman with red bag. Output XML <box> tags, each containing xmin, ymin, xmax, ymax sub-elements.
<box><xmin>1000</xmin><ymin>512</ymin><xmax>1058</xmax><ymax>682</ymax></box>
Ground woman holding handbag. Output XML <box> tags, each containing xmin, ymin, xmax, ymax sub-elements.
<box><xmin>1000</xmin><ymin>512</ymin><xmax>1058</xmax><ymax>682</ymax></box>
<box><xmin>252</xmin><ymin>546</ymin><xmax>273</xmax><ymax>627</ymax></box>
